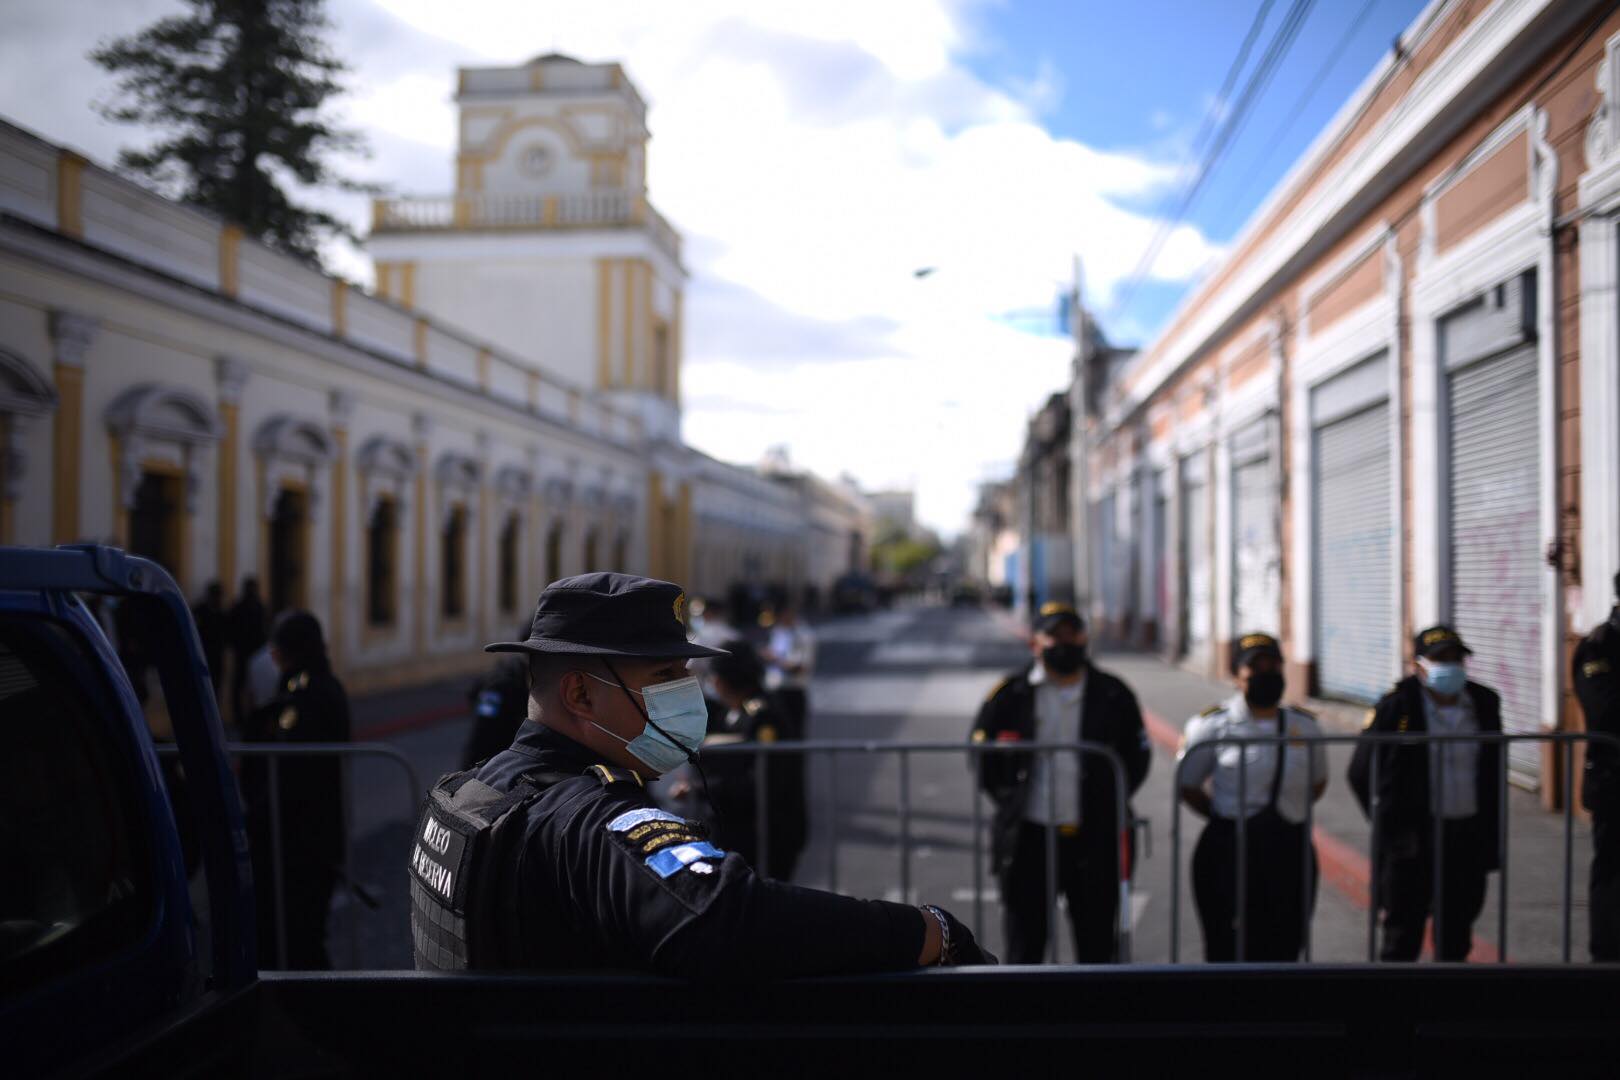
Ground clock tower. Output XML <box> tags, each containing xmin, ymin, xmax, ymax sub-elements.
<box><xmin>369</xmin><ymin>54</ymin><xmax>684</xmax><ymax>442</ymax></box>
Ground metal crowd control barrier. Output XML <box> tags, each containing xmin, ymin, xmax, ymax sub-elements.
<box><xmin>158</xmin><ymin>741</ymin><xmax>422</xmax><ymax>970</ymax></box>
<box><xmin>1168</xmin><ymin>730</ymin><xmax>1620</xmax><ymax>964</ymax></box>
<box><xmin>700</xmin><ymin>739</ymin><xmax>1133</xmax><ymax>963</ymax></box>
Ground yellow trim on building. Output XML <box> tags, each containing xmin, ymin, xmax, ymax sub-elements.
<box><xmin>400</xmin><ymin>262</ymin><xmax>417</xmax><ymax>311</ymax></box>
<box><xmin>478</xmin><ymin>482</ymin><xmax>490</xmax><ymax>639</ymax></box>
<box><xmin>56</xmin><ymin>151</ymin><xmax>85</xmax><ymax>238</ymax></box>
<box><xmin>219</xmin><ymin>225</ymin><xmax>242</xmax><ymax>298</ymax></box>
<box><xmin>646</xmin><ymin>471</ymin><xmax>664</xmax><ymax>580</ymax></box>
<box><xmin>52</xmin><ymin>361</ymin><xmax>83</xmax><ymax>543</ymax></box>
<box><xmin>375</xmin><ymin>261</ymin><xmax>395</xmax><ymax>301</ymax></box>
<box><xmin>529</xmin><ymin>65</ymin><xmax>545</xmax><ymax>91</ymax></box>
<box><xmin>108</xmin><ymin>444</ymin><xmax>128</xmax><ymax>548</ymax></box>
<box><xmin>142</xmin><ymin>456</ymin><xmax>192</xmax><ymax>594</ymax></box>
<box><xmin>596</xmin><ymin>258</ymin><xmax>613</xmax><ymax>389</ymax></box>
<box><xmin>218</xmin><ymin>400</ymin><xmax>239</xmax><ymax>594</ymax></box>
<box><xmin>639</xmin><ymin>260</ymin><xmax>654</xmax><ymax>391</ymax></box>
<box><xmin>674</xmin><ymin>480</ymin><xmax>693</xmax><ymax>584</ymax></box>
<box><xmin>332</xmin><ymin>280</ymin><xmax>349</xmax><ymax>338</ymax></box>
<box><xmin>414</xmin><ymin>441</ymin><xmax>428</xmax><ymax>657</ymax></box>
<box><xmin>670</xmin><ymin>289</ymin><xmax>684</xmax><ymax>405</ymax></box>
<box><xmin>414</xmin><ymin>317</ymin><xmax>429</xmax><ymax>369</ymax></box>
<box><xmin>542</xmin><ymin>196</ymin><xmax>559</xmax><ymax>226</ymax></box>
<box><xmin>329</xmin><ymin>424</ymin><xmax>348</xmax><ymax>672</ymax></box>
<box><xmin>477</xmin><ymin>349</ymin><xmax>492</xmax><ymax>391</ymax></box>
<box><xmin>621</xmin><ymin>259</ymin><xmax>636</xmax><ymax>387</ymax></box>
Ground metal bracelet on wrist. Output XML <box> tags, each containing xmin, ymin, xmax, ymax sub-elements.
<box><xmin>924</xmin><ymin>905</ymin><xmax>952</xmax><ymax>966</ymax></box>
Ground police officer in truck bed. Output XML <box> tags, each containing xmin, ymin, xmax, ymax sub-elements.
<box><xmin>409</xmin><ymin>572</ymin><xmax>993</xmax><ymax>977</ymax></box>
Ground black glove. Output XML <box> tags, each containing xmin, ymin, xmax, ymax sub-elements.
<box><xmin>934</xmin><ymin>906</ymin><xmax>998</xmax><ymax>966</ymax></box>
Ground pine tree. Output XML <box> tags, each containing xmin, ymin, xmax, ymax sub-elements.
<box><xmin>91</xmin><ymin>0</ymin><xmax>375</xmax><ymax>264</ymax></box>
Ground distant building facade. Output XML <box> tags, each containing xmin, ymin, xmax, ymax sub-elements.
<box><xmin>0</xmin><ymin>54</ymin><xmax>850</xmax><ymax>692</ymax></box>
<box><xmin>1070</xmin><ymin>0</ymin><xmax>1620</xmax><ymax>799</ymax></box>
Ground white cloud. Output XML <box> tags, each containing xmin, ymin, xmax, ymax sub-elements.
<box><xmin>1</xmin><ymin>0</ymin><xmax>1221</xmax><ymax>535</ymax></box>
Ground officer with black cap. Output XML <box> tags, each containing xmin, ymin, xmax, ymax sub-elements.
<box><xmin>1349</xmin><ymin>625</ymin><xmax>1504</xmax><ymax>962</ymax></box>
<box><xmin>1573</xmin><ymin>573</ymin><xmax>1620</xmax><ymax>961</ymax></box>
<box><xmin>1178</xmin><ymin>633</ymin><xmax>1327</xmax><ymax>962</ymax></box>
<box><xmin>969</xmin><ymin>601</ymin><xmax>1151</xmax><ymax>963</ymax></box>
<box><xmin>409</xmin><ymin>572</ymin><xmax>993</xmax><ymax>976</ymax></box>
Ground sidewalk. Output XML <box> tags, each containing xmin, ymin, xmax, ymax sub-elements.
<box><xmin>1093</xmin><ymin>643</ymin><xmax>1593</xmax><ymax>963</ymax></box>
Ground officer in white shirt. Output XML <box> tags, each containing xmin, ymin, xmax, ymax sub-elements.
<box><xmin>1179</xmin><ymin>633</ymin><xmax>1327</xmax><ymax>962</ymax></box>
<box><xmin>763</xmin><ymin>604</ymin><xmax>815</xmax><ymax>736</ymax></box>
<box><xmin>1348</xmin><ymin>625</ymin><xmax>1504</xmax><ymax>961</ymax></box>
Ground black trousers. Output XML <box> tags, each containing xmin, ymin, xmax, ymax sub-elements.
<box><xmin>1000</xmin><ymin>821</ymin><xmax>1120</xmax><ymax>963</ymax></box>
<box><xmin>254</xmin><ymin>851</ymin><xmax>337</xmax><ymax>970</ymax></box>
<box><xmin>1377</xmin><ymin>816</ymin><xmax>1490</xmax><ymax>962</ymax></box>
<box><xmin>1192</xmin><ymin>813</ymin><xmax>1317</xmax><ymax>962</ymax></box>
<box><xmin>1591</xmin><ymin>807</ymin><xmax>1620</xmax><ymax>962</ymax></box>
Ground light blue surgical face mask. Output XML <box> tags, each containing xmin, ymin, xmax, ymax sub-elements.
<box><xmin>1420</xmin><ymin>659</ymin><xmax>1467</xmax><ymax>697</ymax></box>
<box><xmin>584</xmin><ymin>669</ymin><xmax>708</xmax><ymax>774</ymax></box>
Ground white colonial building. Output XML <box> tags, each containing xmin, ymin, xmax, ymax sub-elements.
<box><xmin>0</xmin><ymin>54</ymin><xmax>869</xmax><ymax>693</ymax></box>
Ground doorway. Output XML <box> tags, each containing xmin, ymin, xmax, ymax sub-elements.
<box><xmin>268</xmin><ymin>487</ymin><xmax>310</xmax><ymax>615</ymax></box>
<box><xmin>129</xmin><ymin>470</ymin><xmax>184</xmax><ymax>577</ymax></box>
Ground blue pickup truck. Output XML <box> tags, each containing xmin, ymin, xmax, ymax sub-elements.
<box><xmin>4</xmin><ymin>544</ymin><xmax>1620</xmax><ymax>1076</ymax></box>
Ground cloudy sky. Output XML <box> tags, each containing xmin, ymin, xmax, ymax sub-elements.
<box><xmin>0</xmin><ymin>0</ymin><xmax>1424</xmax><ymax>534</ymax></box>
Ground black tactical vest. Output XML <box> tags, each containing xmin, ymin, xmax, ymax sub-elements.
<box><xmin>408</xmin><ymin>766</ymin><xmax>570</xmax><ymax>970</ymax></box>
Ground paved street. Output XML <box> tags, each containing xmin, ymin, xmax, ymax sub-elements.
<box><xmin>325</xmin><ymin>603</ymin><xmax>1596</xmax><ymax>969</ymax></box>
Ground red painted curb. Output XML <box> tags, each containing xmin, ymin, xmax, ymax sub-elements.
<box><xmin>354</xmin><ymin>702</ymin><xmax>467</xmax><ymax>740</ymax></box>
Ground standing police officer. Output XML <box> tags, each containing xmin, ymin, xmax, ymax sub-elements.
<box><xmin>409</xmin><ymin>573</ymin><xmax>993</xmax><ymax>976</ymax></box>
<box><xmin>970</xmin><ymin>602</ymin><xmax>1151</xmax><ymax>963</ymax></box>
<box><xmin>1349</xmin><ymin>625</ymin><xmax>1504</xmax><ymax>962</ymax></box>
<box><xmin>699</xmin><ymin>639</ymin><xmax>808</xmax><ymax>881</ymax></box>
<box><xmin>1179</xmin><ymin>633</ymin><xmax>1327</xmax><ymax>962</ymax></box>
<box><xmin>1573</xmin><ymin>573</ymin><xmax>1620</xmax><ymax>962</ymax></box>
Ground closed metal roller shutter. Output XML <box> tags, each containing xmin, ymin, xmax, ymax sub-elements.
<box><xmin>1448</xmin><ymin>341</ymin><xmax>1541</xmax><ymax>780</ymax></box>
<box><xmin>1313</xmin><ymin>401</ymin><xmax>1395</xmax><ymax>702</ymax></box>
<box><xmin>1231</xmin><ymin>419</ymin><xmax>1280</xmax><ymax>638</ymax></box>
<box><xmin>1095</xmin><ymin>491</ymin><xmax>1119</xmax><ymax>625</ymax></box>
<box><xmin>1152</xmin><ymin>469</ymin><xmax>1169</xmax><ymax>634</ymax></box>
<box><xmin>1181</xmin><ymin>452</ymin><xmax>1211</xmax><ymax>661</ymax></box>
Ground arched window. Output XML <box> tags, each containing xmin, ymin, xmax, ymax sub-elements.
<box><xmin>253</xmin><ymin>415</ymin><xmax>335</xmax><ymax>615</ymax></box>
<box><xmin>356</xmin><ymin>435</ymin><xmax>416</xmax><ymax>634</ymax></box>
<box><xmin>498</xmin><ymin>512</ymin><xmax>521</xmax><ymax>614</ymax></box>
<box><xmin>105</xmin><ymin>384</ymin><xmax>220</xmax><ymax>583</ymax></box>
<box><xmin>367</xmin><ymin>496</ymin><xmax>400</xmax><ymax>626</ymax></box>
<box><xmin>442</xmin><ymin>505</ymin><xmax>468</xmax><ymax>619</ymax></box>
<box><xmin>545</xmin><ymin>520</ymin><xmax>563</xmax><ymax>585</ymax></box>
<box><xmin>436</xmin><ymin>452</ymin><xmax>481</xmax><ymax>624</ymax></box>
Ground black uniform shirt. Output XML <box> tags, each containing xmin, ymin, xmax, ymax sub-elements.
<box><xmin>473</xmin><ymin>721</ymin><xmax>923</xmax><ymax>980</ymax></box>
<box><xmin>1575</xmin><ymin>609</ymin><xmax>1620</xmax><ymax>764</ymax></box>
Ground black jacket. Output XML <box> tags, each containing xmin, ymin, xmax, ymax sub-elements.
<box><xmin>1347</xmin><ymin>675</ymin><xmax>1504</xmax><ymax>870</ymax></box>
<box><xmin>461</xmin><ymin>656</ymin><xmax>529</xmax><ymax>770</ymax></box>
<box><xmin>969</xmin><ymin>663</ymin><xmax>1152</xmax><ymax>874</ymax></box>
<box><xmin>702</xmin><ymin>692</ymin><xmax>808</xmax><ymax>869</ymax></box>
<box><xmin>1573</xmin><ymin>608</ymin><xmax>1620</xmax><ymax>810</ymax></box>
<box><xmin>241</xmin><ymin>663</ymin><xmax>351</xmax><ymax>866</ymax></box>
<box><xmin>470</xmin><ymin>722</ymin><xmax>923</xmax><ymax>978</ymax></box>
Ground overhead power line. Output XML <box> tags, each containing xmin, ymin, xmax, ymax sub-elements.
<box><xmin>1110</xmin><ymin>0</ymin><xmax>1318</xmax><ymax>319</ymax></box>
<box><xmin>1227</xmin><ymin>0</ymin><xmax>1382</xmax><ymax>205</ymax></box>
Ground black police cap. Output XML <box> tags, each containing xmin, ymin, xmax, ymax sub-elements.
<box><xmin>485</xmin><ymin>572</ymin><xmax>728</xmax><ymax>660</ymax></box>
<box><xmin>1231</xmin><ymin>632</ymin><xmax>1284</xmax><ymax>674</ymax></box>
<box><xmin>1413</xmin><ymin>624</ymin><xmax>1472</xmax><ymax>659</ymax></box>
<box><xmin>1034</xmin><ymin>601</ymin><xmax>1084</xmax><ymax>635</ymax></box>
